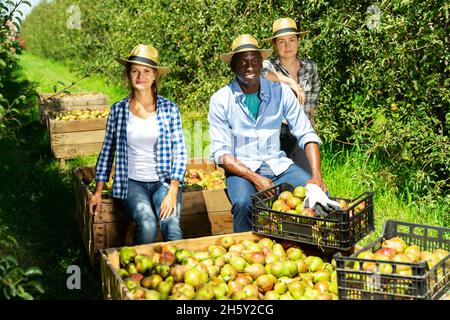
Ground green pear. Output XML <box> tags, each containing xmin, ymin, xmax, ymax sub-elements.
<box><xmin>195</xmin><ymin>284</ymin><xmax>215</xmax><ymax>300</ymax></box>
<box><xmin>157</xmin><ymin>281</ymin><xmax>172</xmax><ymax>300</ymax></box>
<box><xmin>119</xmin><ymin>247</ymin><xmax>137</xmax><ymax>266</ymax></box>
<box><xmin>213</xmin><ymin>282</ymin><xmax>229</xmax><ymax>299</ymax></box>
<box><xmin>264</xmin><ymin>290</ymin><xmax>280</xmax><ymax>300</ymax></box>
<box><xmin>274</xmin><ymin>282</ymin><xmax>288</xmax><ymax>294</ymax></box>
<box><xmin>288</xmin><ymin>280</ymin><xmax>306</xmax><ymax>299</ymax></box>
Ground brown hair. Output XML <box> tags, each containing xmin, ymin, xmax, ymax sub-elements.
<box><xmin>125</xmin><ymin>63</ymin><xmax>158</xmax><ymax>101</ymax></box>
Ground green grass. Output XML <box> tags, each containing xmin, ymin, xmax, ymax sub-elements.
<box><xmin>0</xmin><ymin>113</ymin><xmax>101</xmax><ymax>299</ymax></box>
<box><xmin>1</xmin><ymin>51</ymin><xmax>447</xmax><ymax>299</ymax></box>
<box><xmin>320</xmin><ymin>144</ymin><xmax>449</xmax><ymax>246</ymax></box>
<box><xmin>19</xmin><ymin>51</ymin><xmax>128</xmax><ymax>104</ymax></box>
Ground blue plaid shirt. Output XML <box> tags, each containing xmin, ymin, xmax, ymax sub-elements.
<box><xmin>95</xmin><ymin>95</ymin><xmax>187</xmax><ymax>199</ymax></box>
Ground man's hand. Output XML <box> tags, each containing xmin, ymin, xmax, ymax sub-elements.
<box><xmin>251</xmin><ymin>174</ymin><xmax>274</xmax><ymax>192</ymax></box>
<box><xmin>304</xmin><ymin>183</ymin><xmax>341</xmax><ymax>212</ymax></box>
<box><xmin>306</xmin><ymin>176</ymin><xmax>327</xmax><ymax>193</ymax></box>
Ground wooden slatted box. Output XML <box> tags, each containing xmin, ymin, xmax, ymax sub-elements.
<box><xmin>100</xmin><ymin>232</ymin><xmax>261</xmax><ymax>300</ymax></box>
<box><xmin>38</xmin><ymin>92</ymin><xmax>109</xmax><ymax>125</ymax></box>
<box><xmin>73</xmin><ymin>158</ymin><xmax>233</xmax><ymax>269</ymax></box>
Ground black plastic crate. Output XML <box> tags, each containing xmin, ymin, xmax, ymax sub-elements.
<box><xmin>251</xmin><ymin>183</ymin><xmax>374</xmax><ymax>251</ymax></box>
<box><xmin>334</xmin><ymin>220</ymin><xmax>450</xmax><ymax>300</ymax></box>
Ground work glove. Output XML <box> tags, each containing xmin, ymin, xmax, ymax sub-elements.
<box><xmin>304</xmin><ymin>183</ymin><xmax>341</xmax><ymax>215</ymax></box>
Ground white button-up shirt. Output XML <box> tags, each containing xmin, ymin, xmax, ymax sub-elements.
<box><xmin>208</xmin><ymin>77</ymin><xmax>321</xmax><ymax>176</ymax></box>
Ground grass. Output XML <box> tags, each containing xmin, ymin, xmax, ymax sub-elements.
<box><xmin>320</xmin><ymin>144</ymin><xmax>449</xmax><ymax>246</ymax></box>
<box><xmin>19</xmin><ymin>51</ymin><xmax>128</xmax><ymax>104</ymax></box>
<box><xmin>0</xmin><ymin>51</ymin><xmax>447</xmax><ymax>299</ymax></box>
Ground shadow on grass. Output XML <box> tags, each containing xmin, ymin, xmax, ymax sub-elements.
<box><xmin>0</xmin><ymin>111</ymin><xmax>101</xmax><ymax>299</ymax></box>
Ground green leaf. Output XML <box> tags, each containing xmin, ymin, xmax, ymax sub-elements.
<box><xmin>25</xmin><ymin>266</ymin><xmax>43</xmax><ymax>277</ymax></box>
<box><xmin>57</xmin><ymin>81</ymin><xmax>65</xmax><ymax>86</ymax></box>
<box><xmin>23</xmin><ymin>1</ymin><xmax>32</xmax><ymax>7</ymax></box>
<box><xmin>27</xmin><ymin>280</ymin><xmax>44</xmax><ymax>293</ymax></box>
<box><xmin>18</xmin><ymin>291</ymin><xmax>34</xmax><ymax>300</ymax></box>
<box><xmin>4</xmin><ymin>255</ymin><xmax>18</xmax><ymax>266</ymax></box>
<box><xmin>3</xmin><ymin>287</ymin><xmax>11</xmax><ymax>300</ymax></box>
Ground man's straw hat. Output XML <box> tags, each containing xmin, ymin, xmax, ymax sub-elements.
<box><xmin>220</xmin><ymin>34</ymin><xmax>273</xmax><ymax>64</ymax></box>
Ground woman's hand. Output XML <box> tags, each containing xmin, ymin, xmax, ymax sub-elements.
<box><xmin>160</xmin><ymin>188</ymin><xmax>178</xmax><ymax>221</ymax></box>
<box><xmin>88</xmin><ymin>192</ymin><xmax>102</xmax><ymax>216</ymax></box>
<box><xmin>289</xmin><ymin>80</ymin><xmax>305</xmax><ymax>105</ymax></box>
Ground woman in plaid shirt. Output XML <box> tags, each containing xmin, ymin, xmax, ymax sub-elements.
<box><xmin>262</xmin><ymin>18</ymin><xmax>320</xmax><ymax>175</ymax></box>
<box><xmin>88</xmin><ymin>44</ymin><xmax>187</xmax><ymax>244</ymax></box>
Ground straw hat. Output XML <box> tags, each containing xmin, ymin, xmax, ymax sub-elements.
<box><xmin>262</xmin><ymin>18</ymin><xmax>309</xmax><ymax>43</ymax></box>
<box><xmin>220</xmin><ymin>34</ymin><xmax>273</xmax><ymax>64</ymax></box>
<box><xmin>116</xmin><ymin>44</ymin><xmax>170</xmax><ymax>76</ymax></box>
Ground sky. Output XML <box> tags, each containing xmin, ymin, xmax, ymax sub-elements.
<box><xmin>18</xmin><ymin>0</ymin><xmax>42</xmax><ymax>18</ymax></box>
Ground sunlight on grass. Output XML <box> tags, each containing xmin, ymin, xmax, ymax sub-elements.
<box><xmin>18</xmin><ymin>51</ymin><xmax>128</xmax><ymax>104</ymax></box>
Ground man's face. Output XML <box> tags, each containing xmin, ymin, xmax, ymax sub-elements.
<box><xmin>232</xmin><ymin>51</ymin><xmax>263</xmax><ymax>88</ymax></box>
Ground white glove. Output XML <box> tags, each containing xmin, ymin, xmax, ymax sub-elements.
<box><xmin>304</xmin><ymin>183</ymin><xmax>341</xmax><ymax>212</ymax></box>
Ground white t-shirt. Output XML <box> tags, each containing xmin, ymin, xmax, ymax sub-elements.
<box><xmin>127</xmin><ymin>111</ymin><xmax>159</xmax><ymax>182</ymax></box>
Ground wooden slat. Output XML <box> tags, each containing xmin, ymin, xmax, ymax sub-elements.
<box><xmin>49</xmin><ymin>118</ymin><xmax>107</xmax><ymax>133</ymax></box>
<box><xmin>53</xmin><ymin>142</ymin><xmax>103</xmax><ymax>159</ymax></box>
<box><xmin>181</xmin><ymin>189</ymin><xmax>232</xmax><ymax>215</ymax></box>
<box><xmin>209</xmin><ymin>211</ymin><xmax>233</xmax><ymax>235</ymax></box>
<box><xmin>52</xmin><ymin>130</ymin><xmax>106</xmax><ymax>146</ymax></box>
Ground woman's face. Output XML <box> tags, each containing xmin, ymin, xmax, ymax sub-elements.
<box><xmin>274</xmin><ymin>34</ymin><xmax>299</xmax><ymax>59</ymax></box>
<box><xmin>129</xmin><ymin>64</ymin><xmax>156</xmax><ymax>92</ymax></box>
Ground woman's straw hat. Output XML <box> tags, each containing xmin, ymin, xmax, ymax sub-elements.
<box><xmin>262</xmin><ymin>18</ymin><xmax>309</xmax><ymax>43</ymax></box>
<box><xmin>116</xmin><ymin>44</ymin><xmax>170</xmax><ymax>75</ymax></box>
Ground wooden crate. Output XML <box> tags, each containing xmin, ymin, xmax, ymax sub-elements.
<box><xmin>73</xmin><ymin>158</ymin><xmax>233</xmax><ymax>269</ymax></box>
<box><xmin>48</xmin><ymin>113</ymin><xmax>108</xmax><ymax>164</ymax></box>
<box><xmin>38</xmin><ymin>92</ymin><xmax>109</xmax><ymax>125</ymax></box>
<box><xmin>100</xmin><ymin>231</ymin><xmax>261</xmax><ymax>300</ymax></box>
<box><xmin>100</xmin><ymin>232</ymin><xmax>337</xmax><ymax>300</ymax></box>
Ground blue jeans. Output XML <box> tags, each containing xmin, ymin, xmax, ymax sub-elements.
<box><xmin>124</xmin><ymin>179</ymin><xmax>183</xmax><ymax>244</ymax></box>
<box><xmin>226</xmin><ymin>162</ymin><xmax>311</xmax><ymax>232</ymax></box>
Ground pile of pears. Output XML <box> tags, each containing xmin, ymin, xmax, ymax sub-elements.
<box><xmin>183</xmin><ymin>169</ymin><xmax>226</xmax><ymax>192</ymax></box>
<box><xmin>53</xmin><ymin>109</ymin><xmax>109</xmax><ymax>121</ymax></box>
<box><xmin>352</xmin><ymin>236</ymin><xmax>449</xmax><ymax>276</ymax></box>
<box><xmin>270</xmin><ymin>187</ymin><xmax>311</xmax><ymax>216</ymax></box>
<box><xmin>116</xmin><ymin>236</ymin><xmax>339</xmax><ymax>300</ymax></box>
<box><xmin>86</xmin><ymin>177</ymin><xmax>113</xmax><ymax>196</ymax></box>
<box><xmin>271</xmin><ymin>187</ymin><xmax>366</xmax><ymax>218</ymax></box>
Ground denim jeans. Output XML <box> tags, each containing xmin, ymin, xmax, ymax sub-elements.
<box><xmin>280</xmin><ymin>123</ymin><xmax>311</xmax><ymax>175</ymax></box>
<box><xmin>226</xmin><ymin>162</ymin><xmax>311</xmax><ymax>232</ymax></box>
<box><xmin>124</xmin><ymin>179</ymin><xmax>183</xmax><ymax>244</ymax></box>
